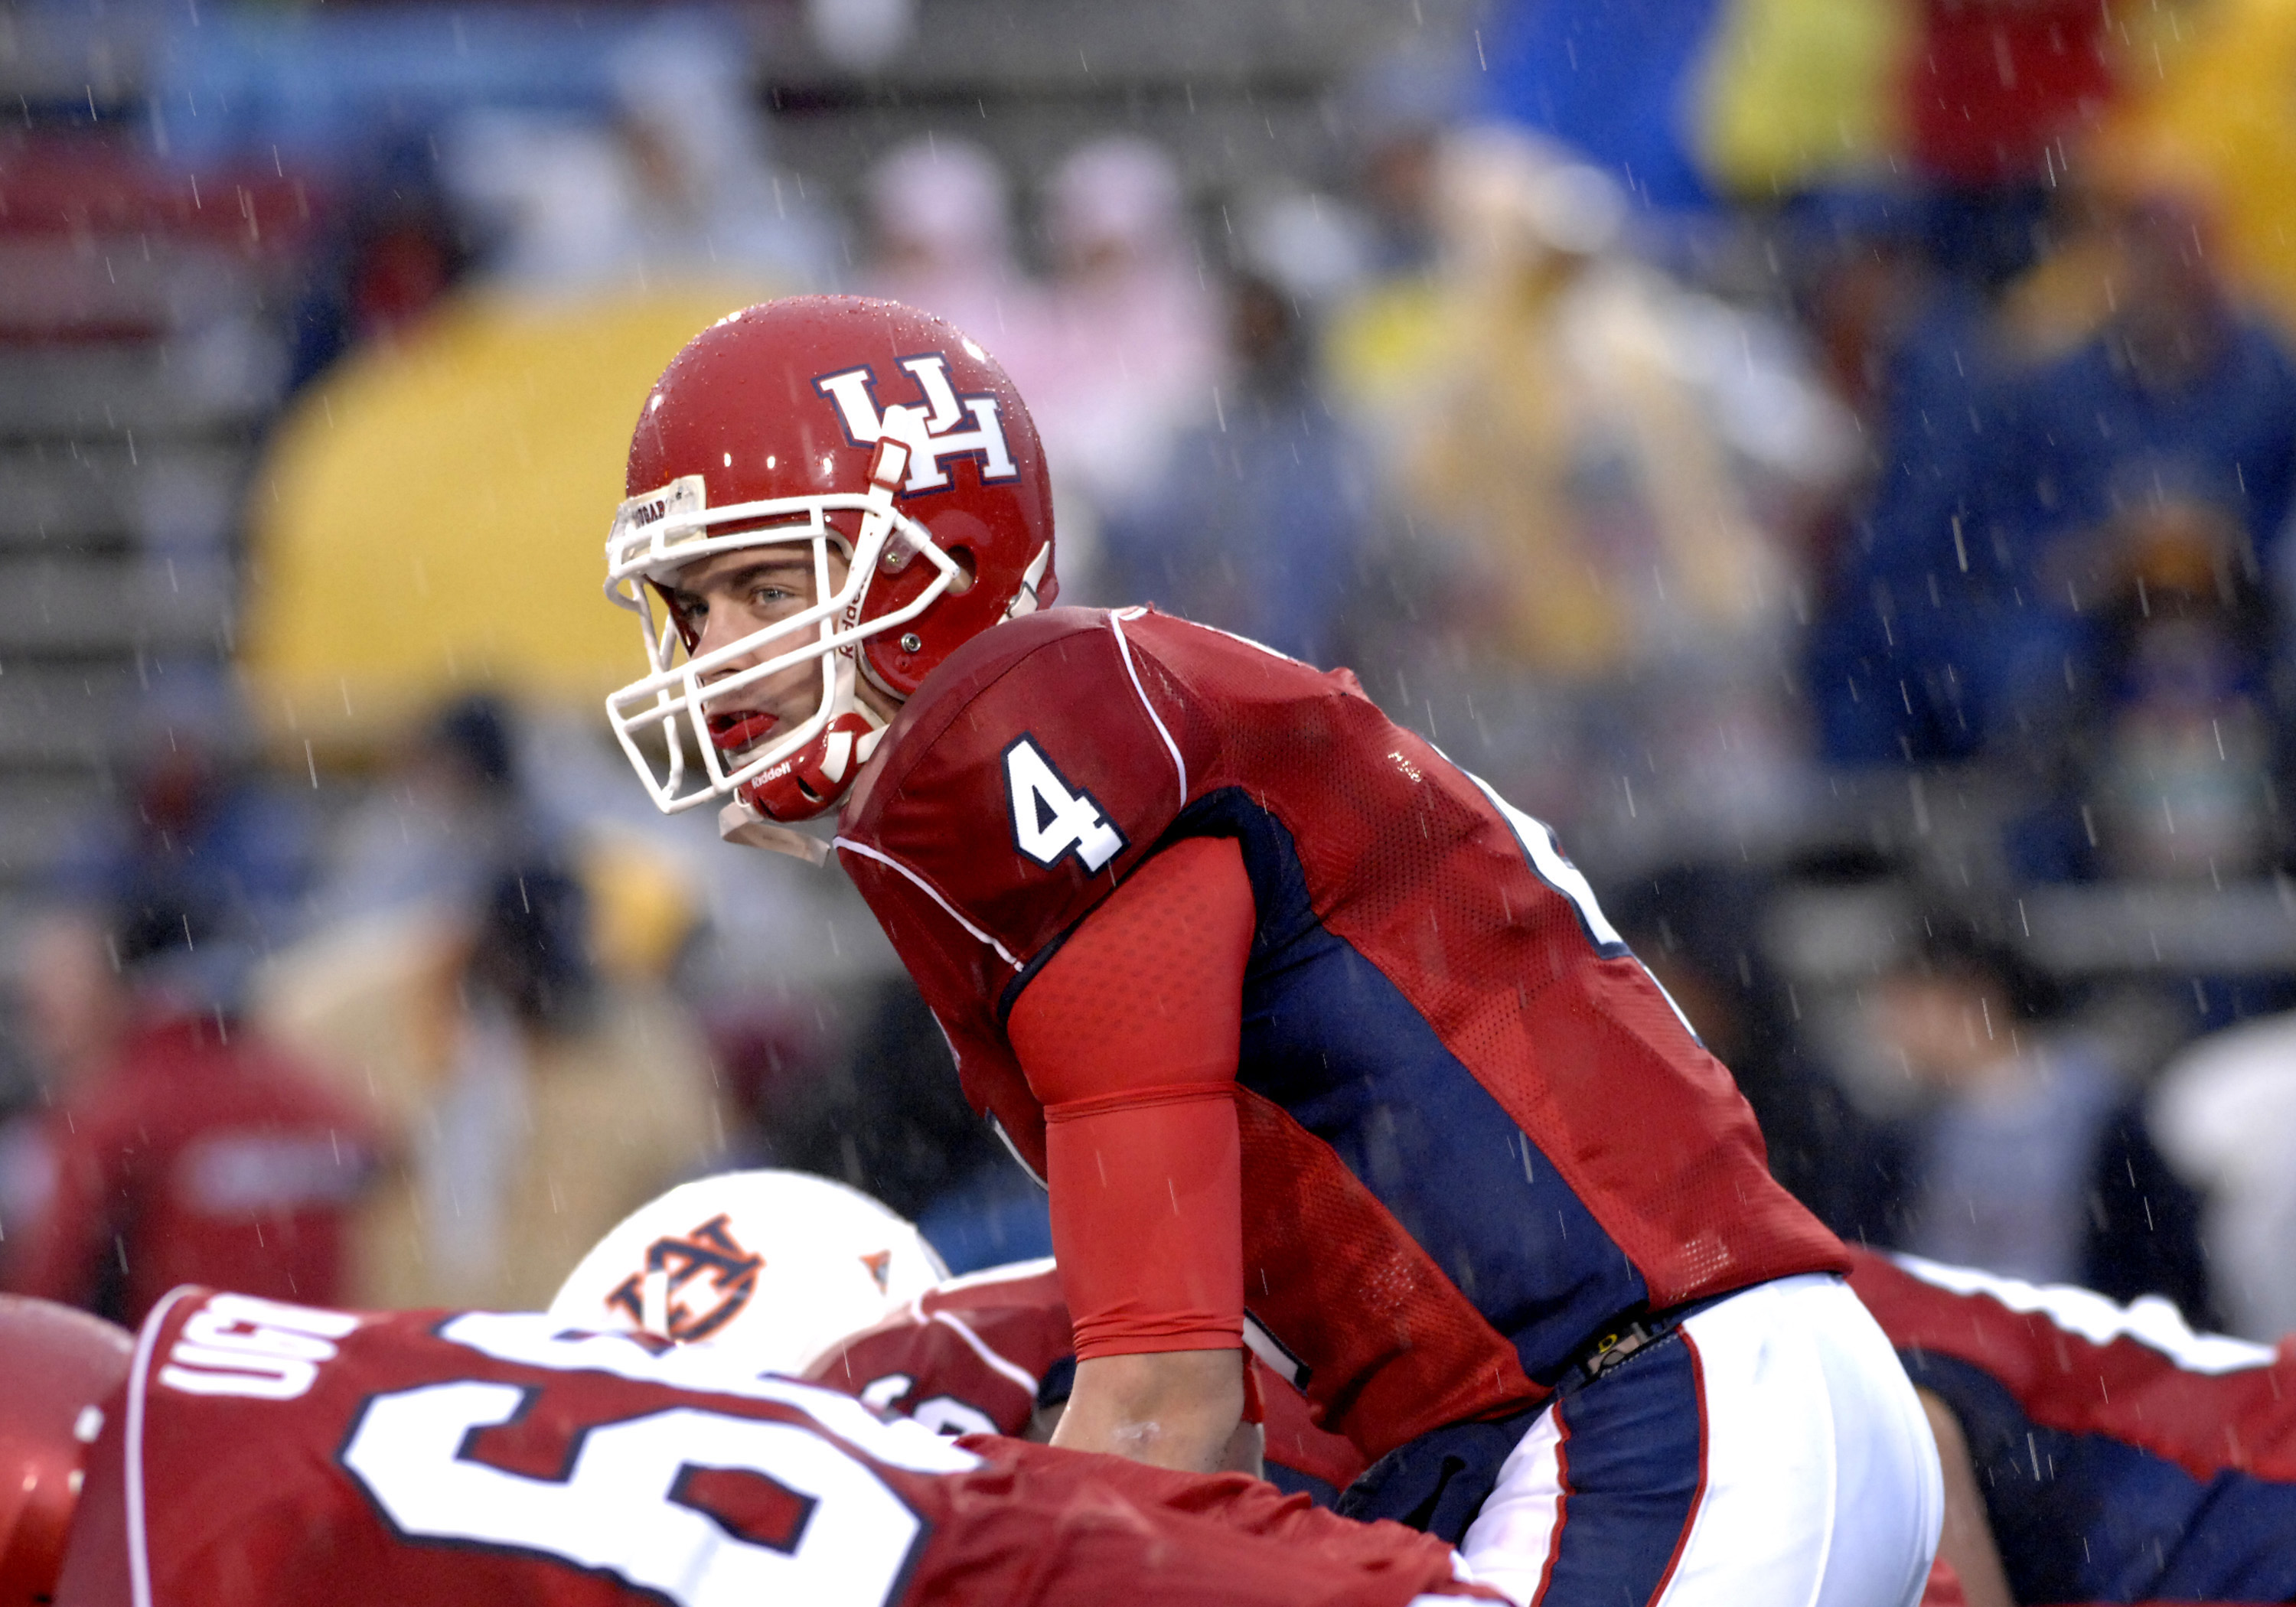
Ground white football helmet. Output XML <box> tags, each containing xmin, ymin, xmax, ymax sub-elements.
<box><xmin>547</xmin><ymin>1170</ymin><xmax>947</xmax><ymax>1374</ymax></box>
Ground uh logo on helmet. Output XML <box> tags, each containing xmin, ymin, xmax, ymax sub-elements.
<box><xmin>602</xmin><ymin>297</ymin><xmax>1058</xmax><ymax>833</ymax></box>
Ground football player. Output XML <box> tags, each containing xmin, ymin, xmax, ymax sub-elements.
<box><xmin>1847</xmin><ymin>1247</ymin><xmax>2296</xmax><ymax>1607</ymax></box>
<box><xmin>598</xmin><ymin>295</ymin><xmax>1942</xmax><ymax>1605</ymax></box>
<box><xmin>546</xmin><ymin>1171</ymin><xmax>1361</xmax><ymax>1497</ymax></box>
<box><xmin>802</xmin><ymin>1253</ymin><xmax>1372</xmax><ymax>1503</ymax></box>
<box><xmin>543</xmin><ymin>1169</ymin><xmax>949</xmax><ymax>1370</ymax></box>
<box><xmin>5</xmin><ymin>1288</ymin><xmax>1495</xmax><ymax>1607</ymax></box>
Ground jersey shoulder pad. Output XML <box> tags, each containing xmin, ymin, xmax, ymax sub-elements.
<box><xmin>918</xmin><ymin>1257</ymin><xmax>1064</xmax><ymax>1320</ymax></box>
<box><xmin>837</xmin><ymin>608</ymin><xmax>1198</xmax><ymax>973</ymax></box>
<box><xmin>807</xmin><ymin>1277</ymin><xmax>1064</xmax><ymax>1439</ymax></box>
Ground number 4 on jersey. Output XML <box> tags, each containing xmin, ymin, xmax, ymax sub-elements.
<box><xmin>1003</xmin><ymin>737</ymin><xmax>1125</xmax><ymax>873</ymax></box>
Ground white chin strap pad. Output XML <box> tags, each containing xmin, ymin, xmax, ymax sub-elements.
<box><xmin>718</xmin><ymin>800</ymin><xmax>833</xmax><ymax>866</ymax></box>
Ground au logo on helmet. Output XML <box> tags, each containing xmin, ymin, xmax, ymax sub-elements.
<box><xmin>814</xmin><ymin>353</ymin><xmax>1019</xmax><ymax>494</ymax></box>
<box><xmin>603</xmin><ymin>1213</ymin><xmax>765</xmax><ymax>1344</ymax></box>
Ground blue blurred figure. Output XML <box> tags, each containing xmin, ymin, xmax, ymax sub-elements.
<box><xmin>1811</xmin><ymin>185</ymin><xmax>2296</xmax><ymax>766</ymax></box>
<box><xmin>1099</xmin><ymin>273</ymin><xmax>1375</xmax><ymax>669</ymax></box>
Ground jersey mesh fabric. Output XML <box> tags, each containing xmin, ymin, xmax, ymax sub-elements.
<box><xmin>837</xmin><ymin>608</ymin><xmax>1844</xmax><ymax>1461</ymax></box>
<box><xmin>1139</xmin><ymin>627</ymin><xmax>1773</xmax><ymax>1302</ymax></box>
<box><xmin>1233</xmin><ymin>1090</ymin><xmax>1543</xmax><ymax>1452</ymax></box>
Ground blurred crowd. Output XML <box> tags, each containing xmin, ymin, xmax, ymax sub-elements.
<box><xmin>6</xmin><ymin>0</ymin><xmax>2296</xmax><ymax>1348</ymax></box>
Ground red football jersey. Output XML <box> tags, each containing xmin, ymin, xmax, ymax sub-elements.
<box><xmin>833</xmin><ymin>607</ymin><xmax>1843</xmax><ymax>1459</ymax></box>
<box><xmin>54</xmin><ymin>1286</ymin><xmax>1485</xmax><ymax>1607</ymax></box>
<box><xmin>2</xmin><ymin>1015</ymin><xmax>377</xmax><ymax>1322</ymax></box>
<box><xmin>804</xmin><ymin>1257</ymin><xmax>1369</xmax><ymax>1498</ymax></box>
<box><xmin>1849</xmin><ymin>1247</ymin><xmax>2296</xmax><ymax>1604</ymax></box>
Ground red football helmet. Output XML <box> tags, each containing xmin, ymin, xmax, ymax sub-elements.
<box><xmin>604</xmin><ymin>296</ymin><xmax>1058</xmax><ymax>824</ymax></box>
<box><xmin>0</xmin><ymin>1296</ymin><xmax>133</xmax><ymax>1607</ymax></box>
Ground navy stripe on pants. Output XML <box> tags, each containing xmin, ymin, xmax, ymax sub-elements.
<box><xmin>1535</xmin><ymin>1332</ymin><xmax>1709</xmax><ymax>1607</ymax></box>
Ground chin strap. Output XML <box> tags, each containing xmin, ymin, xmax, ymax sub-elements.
<box><xmin>1003</xmin><ymin>542</ymin><xmax>1053</xmax><ymax>622</ymax></box>
<box><xmin>723</xmin><ymin>700</ymin><xmax>892</xmax><ymax>853</ymax></box>
<box><xmin>718</xmin><ymin>799</ymin><xmax>833</xmax><ymax>865</ymax></box>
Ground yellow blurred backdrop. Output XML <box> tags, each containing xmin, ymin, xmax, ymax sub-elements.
<box><xmin>239</xmin><ymin>284</ymin><xmax>771</xmax><ymax>750</ymax></box>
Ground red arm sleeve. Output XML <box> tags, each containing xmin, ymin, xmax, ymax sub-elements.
<box><xmin>1006</xmin><ymin>835</ymin><xmax>1254</xmax><ymax>1362</ymax></box>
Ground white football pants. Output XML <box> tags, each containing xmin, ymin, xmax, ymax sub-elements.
<box><xmin>1458</xmin><ymin>1273</ymin><xmax>1942</xmax><ymax>1607</ymax></box>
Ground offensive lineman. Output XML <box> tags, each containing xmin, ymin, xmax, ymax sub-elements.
<box><xmin>0</xmin><ymin>1289</ymin><xmax>1491</xmax><ymax>1607</ymax></box>
<box><xmin>536</xmin><ymin>1167</ymin><xmax>1366</xmax><ymax>1501</ymax></box>
<box><xmin>598</xmin><ymin>296</ymin><xmax>1941</xmax><ymax>1604</ymax></box>
<box><xmin>1848</xmin><ymin>1247</ymin><xmax>2296</xmax><ymax>1607</ymax></box>
<box><xmin>802</xmin><ymin>1255</ymin><xmax>1374</xmax><ymax>1506</ymax></box>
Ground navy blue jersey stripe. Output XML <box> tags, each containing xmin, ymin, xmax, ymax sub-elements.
<box><xmin>1906</xmin><ymin>1351</ymin><xmax>2296</xmax><ymax>1604</ymax></box>
<box><xmin>1170</xmin><ymin>790</ymin><xmax>1650</xmax><ymax>1386</ymax></box>
<box><xmin>1261</xmin><ymin>1462</ymin><xmax>1343</xmax><ymax>1510</ymax></box>
<box><xmin>1539</xmin><ymin>1333</ymin><xmax>1707</xmax><ymax>1607</ymax></box>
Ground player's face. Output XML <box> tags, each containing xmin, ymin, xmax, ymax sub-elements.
<box><xmin>663</xmin><ymin>545</ymin><xmax>852</xmax><ymax>758</ymax></box>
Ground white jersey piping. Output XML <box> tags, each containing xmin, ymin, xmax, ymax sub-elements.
<box><xmin>928</xmin><ymin>1309</ymin><xmax>1042</xmax><ymax>1395</ymax></box>
<box><xmin>126</xmin><ymin>1285</ymin><xmax>200</xmax><ymax>1607</ymax></box>
<box><xmin>1108</xmin><ymin>609</ymin><xmax>1187</xmax><ymax>809</ymax></box>
<box><xmin>832</xmin><ymin>838</ymin><xmax>1021</xmax><ymax>970</ymax></box>
<box><xmin>924</xmin><ymin>1256</ymin><xmax>1060</xmax><ymax>1300</ymax></box>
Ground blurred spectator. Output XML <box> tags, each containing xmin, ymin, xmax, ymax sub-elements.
<box><xmin>1025</xmin><ymin>136</ymin><xmax>1221</xmax><ymax>522</ymax></box>
<box><xmin>1383</xmin><ymin>125</ymin><xmax>1842</xmax><ymax>830</ymax></box>
<box><xmin>439</xmin><ymin>36</ymin><xmax>827</xmax><ymax>299</ymax></box>
<box><xmin>0</xmin><ymin>914</ymin><xmax>127</xmax><ymax>1263</ymax></box>
<box><xmin>1988</xmin><ymin>187</ymin><xmax>2296</xmax><ymax>739</ymax></box>
<box><xmin>1838</xmin><ymin>919</ymin><xmax>2211</xmax><ymax>1318</ymax></box>
<box><xmin>1478</xmin><ymin>0</ymin><xmax>1720</xmax><ymax>210</ymax></box>
<box><xmin>1322</xmin><ymin>44</ymin><xmax>1460</xmax><ymax>433</ymax></box>
<box><xmin>6</xmin><ymin>914</ymin><xmax>130</xmax><ymax>1103</ymax></box>
<box><xmin>1903</xmin><ymin>0</ymin><xmax>2115</xmax><ymax>192</ymax></box>
<box><xmin>1100</xmin><ymin>272</ymin><xmax>1374</xmax><ymax>667</ymax></box>
<box><xmin>738</xmin><ymin>980</ymin><xmax>1052</xmax><ymax>1277</ymax></box>
<box><xmin>1799</xmin><ymin>187</ymin><xmax>2043</xmax><ymax>764</ymax></box>
<box><xmin>2093</xmin><ymin>0</ymin><xmax>2296</xmax><ymax>338</ymax></box>
<box><xmin>2011</xmin><ymin>497</ymin><xmax>2281</xmax><ymax>882</ymax></box>
<box><xmin>861</xmin><ymin>136</ymin><xmax>1040</xmax><ymax>357</ymax></box>
<box><xmin>1817</xmin><ymin>180</ymin><xmax>2296</xmax><ymax>771</ymax></box>
<box><xmin>306</xmin><ymin>693</ymin><xmax>550</xmax><ymax>929</ymax></box>
<box><xmin>288</xmin><ymin>132</ymin><xmax>472</xmax><ymax>391</ymax></box>
<box><xmin>1339</xmin><ymin>44</ymin><xmax>1457</xmax><ymax>280</ymax></box>
<box><xmin>46</xmin><ymin>699</ymin><xmax>313</xmax><ymax>1012</ymax></box>
<box><xmin>2150</xmin><ymin>1007</ymin><xmax>2296</xmax><ymax>1341</ymax></box>
<box><xmin>1483</xmin><ymin>0</ymin><xmax>2114</xmax><ymax>206</ymax></box>
<box><xmin>440</xmin><ymin>113</ymin><xmax>638</xmax><ymax>290</ymax></box>
<box><xmin>0</xmin><ymin>905</ymin><xmax>378</xmax><ymax>1324</ymax></box>
<box><xmin>254</xmin><ymin>858</ymin><xmax>723</xmax><ymax>1310</ymax></box>
<box><xmin>605</xmin><ymin>34</ymin><xmax>834</xmax><ymax>291</ymax></box>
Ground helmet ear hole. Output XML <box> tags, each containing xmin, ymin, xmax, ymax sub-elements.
<box><xmin>948</xmin><ymin>547</ymin><xmax>978</xmax><ymax>596</ymax></box>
